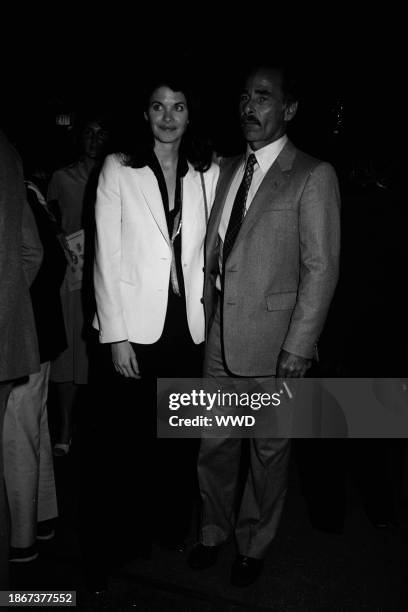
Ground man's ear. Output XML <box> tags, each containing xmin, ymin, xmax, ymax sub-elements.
<box><xmin>143</xmin><ymin>112</ymin><xmax>148</xmax><ymax>121</ymax></box>
<box><xmin>284</xmin><ymin>101</ymin><xmax>298</xmax><ymax>123</ymax></box>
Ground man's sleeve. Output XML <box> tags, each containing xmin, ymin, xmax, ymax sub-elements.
<box><xmin>282</xmin><ymin>162</ymin><xmax>341</xmax><ymax>359</ymax></box>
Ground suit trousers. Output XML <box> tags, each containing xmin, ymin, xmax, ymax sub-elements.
<box><xmin>0</xmin><ymin>381</ymin><xmax>12</xmax><ymax>587</ymax></box>
<box><xmin>197</xmin><ymin>297</ymin><xmax>290</xmax><ymax>559</ymax></box>
<box><xmin>3</xmin><ymin>362</ymin><xmax>57</xmax><ymax>547</ymax></box>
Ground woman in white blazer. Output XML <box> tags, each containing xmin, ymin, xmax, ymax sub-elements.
<box><xmin>93</xmin><ymin>73</ymin><xmax>219</xmax><ymax>551</ymax></box>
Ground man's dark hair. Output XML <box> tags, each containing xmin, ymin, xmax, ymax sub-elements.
<box><xmin>241</xmin><ymin>61</ymin><xmax>301</xmax><ymax>105</ymax></box>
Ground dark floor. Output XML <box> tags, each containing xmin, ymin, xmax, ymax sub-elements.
<box><xmin>9</xmin><ymin>434</ymin><xmax>408</xmax><ymax>611</ymax></box>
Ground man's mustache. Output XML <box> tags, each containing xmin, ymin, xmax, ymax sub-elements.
<box><xmin>241</xmin><ymin>115</ymin><xmax>260</xmax><ymax>125</ymax></box>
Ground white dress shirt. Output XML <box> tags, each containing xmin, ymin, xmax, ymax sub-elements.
<box><xmin>216</xmin><ymin>134</ymin><xmax>287</xmax><ymax>288</ymax></box>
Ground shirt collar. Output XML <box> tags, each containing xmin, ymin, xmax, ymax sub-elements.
<box><xmin>246</xmin><ymin>134</ymin><xmax>288</xmax><ymax>174</ymax></box>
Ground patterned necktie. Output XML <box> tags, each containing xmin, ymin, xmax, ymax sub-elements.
<box><xmin>223</xmin><ymin>153</ymin><xmax>257</xmax><ymax>266</ymax></box>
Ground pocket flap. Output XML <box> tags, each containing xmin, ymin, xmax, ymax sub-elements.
<box><xmin>266</xmin><ymin>291</ymin><xmax>297</xmax><ymax>311</ymax></box>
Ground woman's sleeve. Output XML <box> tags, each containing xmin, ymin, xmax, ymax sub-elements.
<box><xmin>93</xmin><ymin>154</ymin><xmax>128</xmax><ymax>343</ymax></box>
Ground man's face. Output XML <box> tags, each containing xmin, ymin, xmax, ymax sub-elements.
<box><xmin>82</xmin><ymin>122</ymin><xmax>110</xmax><ymax>159</ymax></box>
<box><xmin>239</xmin><ymin>69</ymin><xmax>298</xmax><ymax>150</ymax></box>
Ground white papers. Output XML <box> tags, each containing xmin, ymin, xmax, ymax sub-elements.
<box><xmin>63</xmin><ymin>229</ymin><xmax>85</xmax><ymax>291</ymax></box>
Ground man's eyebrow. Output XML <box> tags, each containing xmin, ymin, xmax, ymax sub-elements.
<box><xmin>254</xmin><ymin>88</ymin><xmax>272</xmax><ymax>96</ymax></box>
<box><xmin>240</xmin><ymin>88</ymin><xmax>272</xmax><ymax>97</ymax></box>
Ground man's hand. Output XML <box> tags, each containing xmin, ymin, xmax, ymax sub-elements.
<box><xmin>111</xmin><ymin>340</ymin><xmax>140</xmax><ymax>379</ymax></box>
<box><xmin>277</xmin><ymin>349</ymin><xmax>312</xmax><ymax>378</ymax></box>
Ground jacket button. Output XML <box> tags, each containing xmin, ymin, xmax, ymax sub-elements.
<box><xmin>200</xmin><ymin>297</ymin><xmax>204</xmax><ymax>303</ymax></box>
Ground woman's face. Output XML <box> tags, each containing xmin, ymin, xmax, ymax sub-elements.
<box><xmin>145</xmin><ymin>86</ymin><xmax>189</xmax><ymax>146</ymax></box>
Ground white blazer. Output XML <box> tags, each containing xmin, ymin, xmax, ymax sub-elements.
<box><xmin>93</xmin><ymin>154</ymin><xmax>219</xmax><ymax>345</ymax></box>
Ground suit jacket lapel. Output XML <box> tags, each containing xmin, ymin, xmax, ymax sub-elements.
<box><xmin>230</xmin><ymin>141</ymin><xmax>297</xmax><ymax>250</ymax></box>
<box><xmin>138</xmin><ymin>167</ymin><xmax>170</xmax><ymax>245</ymax></box>
<box><xmin>206</xmin><ymin>155</ymin><xmax>242</xmax><ymax>261</ymax></box>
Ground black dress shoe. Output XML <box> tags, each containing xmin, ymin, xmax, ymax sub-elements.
<box><xmin>188</xmin><ymin>543</ymin><xmax>219</xmax><ymax>569</ymax></box>
<box><xmin>368</xmin><ymin>515</ymin><xmax>399</xmax><ymax>529</ymax></box>
<box><xmin>365</xmin><ymin>504</ymin><xmax>399</xmax><ymax>529</ymax></box>
<box><xmin>230</xmin><ymin>555</ymin><xmax>264</xmax><ymax>587</ymax></box>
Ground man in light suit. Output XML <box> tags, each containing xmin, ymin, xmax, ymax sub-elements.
<box><xmin>0</xmin><ymin>129</ymin><xmax>42</xmax><ymax>585</ymax></box>
<box><xmin>188</xmin><ymin>64</ymin><xmax>341</xmax><ymax>586</ymax></box>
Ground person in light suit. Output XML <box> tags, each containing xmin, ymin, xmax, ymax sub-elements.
<box><xmin>93</xmin><ymin>73</ymin><xmax>219</xmax><ymax>555</ymax></box>
<box><xmin>188</xmin><ymin>63</ymin><xmax>341</xmax><ymax>587</ymax></box>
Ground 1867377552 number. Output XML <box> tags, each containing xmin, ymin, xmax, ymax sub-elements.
<box><xmin>1</xmin><ymin>591</ymin><xmax>76</xmax><ymax>606</ymax></box>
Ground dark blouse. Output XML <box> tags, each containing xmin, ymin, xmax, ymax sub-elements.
<box><xmin>146</xmin><ymin>151</ymin><xmax>188</xmax><ymax>299</ymax></box>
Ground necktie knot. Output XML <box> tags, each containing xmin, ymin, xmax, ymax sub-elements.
<box><xmin>246</xmin><ymin>153</ymin><xmax>257</xmax><ymax>171</ymax></box>
<box><xmin>244</xmin><ymin>152</ymin><xmax>256</xmax><ymax>175</ymax></box>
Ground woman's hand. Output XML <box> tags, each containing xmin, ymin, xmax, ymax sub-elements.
<box><xmin>111</xmin><ymin>340</ymin><xmax>140</xmax><ymax>379</ymax></box>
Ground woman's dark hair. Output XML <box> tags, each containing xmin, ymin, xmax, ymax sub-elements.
<box><xmin>120</xmin><ymin>71</ymin><xmax>213</xmax><ymax>172</ymax></box>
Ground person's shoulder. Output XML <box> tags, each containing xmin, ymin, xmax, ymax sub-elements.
<box><xmin>207</xmin><ymin>160</ymin><xmax>220</xmax><ymax>173</ymax></box>
<box><xmin>201</xmin><ymin>161</ymin><xmax>220</xmax><ymax>180</ymax></box>
<box><xmin>50</xmin><ymin>163</ymin><xmax>75</xmax><ymax>181</ymax></box>
<box><xmin>218</xmin><ymin>154</ymin><xmax>242</xmax><ymax>173</ymax></box>
<box><xmin>101</xmin><ymin>152</ymin><xmax>125</xmax><ymax>172</ymax></box>
<box><xmin>107</xmin><ymin>152</ymin><xmax>124</xmax><ymax>164</ymax></box>
<box><xmin>292</xmin><ymin>145</ymin><xmax>337</xmax><ymax>177</ymax></box>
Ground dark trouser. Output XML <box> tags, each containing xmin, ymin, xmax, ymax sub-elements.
<box><xmin>134</xmin><ymin>289</ymin><xmax>203</xmax><ymax>543</ymax></box>
<box><xmin>79</xmin><ymin>289</ymin><xmax>203</xmax><ymax>576</ymax></box>
<box><xmin>0</xmin><ymin>382</ymin><xmax>13</xmax><ymax>588</ymax></box>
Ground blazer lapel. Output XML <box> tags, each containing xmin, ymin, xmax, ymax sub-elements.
<box><xmin>138</xmin><ymin>167</ymin><xmax>170</xmax><ymax>245</ymax></box>
<box><xmin>181</xmin><ymin>169</ymin><xmax>201</xmax><ymax>259</ymax></box>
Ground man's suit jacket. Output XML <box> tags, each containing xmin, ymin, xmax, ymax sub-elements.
<box><xmin>93</xmin><ymin>154</ymin><xmax>219</xmax><ymax>345</ymax></box>
<box><xmin>203</xmin><ymin>140</ymin><xmax>341</xmax><ymax>376</ymax></box>
<box><xmin>0</xmin><ymin>131</ymin><xmax>42</xmax><ymax>382</ymax></box>
<box><xmin>26</xmin><ymin>182</ymin><xmax>67</xmax><ymax>363</ymax></box>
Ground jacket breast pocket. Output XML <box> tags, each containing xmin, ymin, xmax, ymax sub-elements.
<box><xmin>265</xmin><ymin>291</ymin><xmax>297</xmax><ymax>312</ymax></box>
